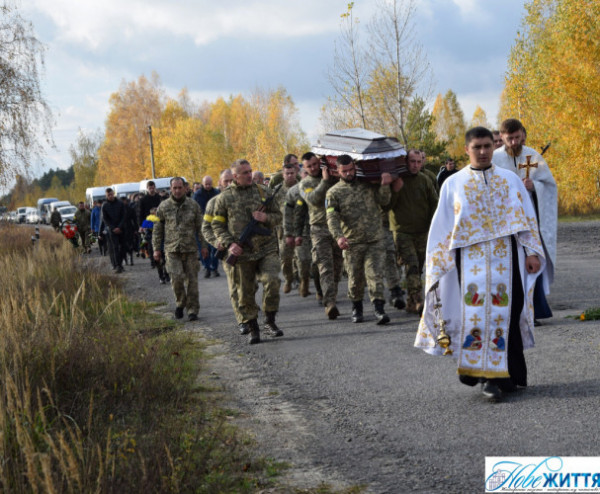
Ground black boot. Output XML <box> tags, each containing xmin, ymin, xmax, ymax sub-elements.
<box><xmin>248</xmin><ymin>319</ymin><xmax>261</xmax><ymax>344</ymax></box>
<box><xmin>239</xmin><ymin>322</ymin><xmax>250</xmax><ymax>335</ymax></box>
<box><xmin>390</xmin><ymin>286</ymin><xmax>406</xmax><ymax>310</ymax></box>
<box><xmin>373</xmin><ymin>299</ymin><xmax>390</xmax><ymax>325</ymax></box>
<box><xmin>264</xmin><ymin>311</ymin><xmax>284</xmax><ymax>337</ymax></box>
<box><xmin>351</xmin><ymin>300</ymin><xmax>364</xmax><ymax>323</ymax></box>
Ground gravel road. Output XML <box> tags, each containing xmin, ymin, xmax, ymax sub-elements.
<box><xmin>119</xmin><ymin>220</ymin><xmax>600</xmax><ymax>493</ymax></box>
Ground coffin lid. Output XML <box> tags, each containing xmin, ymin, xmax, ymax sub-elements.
<box><xmin>311</xmin><ymin>128</ymin><xmax>406</xmax><ymax>161</ymax></box>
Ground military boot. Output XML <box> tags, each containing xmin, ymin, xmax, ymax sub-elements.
<box><xmin>299</xmin><ymin>276</ymin><xmax>311</xmax><ymax>297</ymax></box>
<box><xmin>325</xmin><ymin>303</ymin><xmax>340</xmax><ymax>320</ymax></box>
<box><xmin>264</xmin><ymin>311</ymin><xmax>284</xmax><ymax>337</ymax></box>
<box><xmin>248</xmin><ymin>319</ymin><xmax>261</xmax><ymax>345</ymax></box>
<box><xmin>239</xmin><ymin>322</ymin><xmax>250</xmax><ymax>335</ymax></box>
<box><xmin>413</xmin><ymin>292</ymin><xmax>424</xmax><ymax>315</ymax></box>
<box><xmin>405</xmin><ymin>293</ymin><xmax>418</xmax><ymax>314</ymax></box>
<box><xmin>373</xmin><ymin>299</ymin><xmax>390</xmax><ymax>325</ymax></box>
<box><xmin>390</xmin><ymin>286</ymin><xmax>406</xmax><ymax>310</ymax></box>
<box><xmin>351</xmin><ymin>300</ymin><xmax>364</xmax><ymax>323</ymax></box>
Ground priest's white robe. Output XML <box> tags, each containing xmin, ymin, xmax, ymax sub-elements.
<box><xmin>415</xmin><ymin>165</ymin><xmax>545</xmax><ymax>378</ymax></box>
<box><xmin>493</xmin><ymin>145</ymin><xmax>557</xmax><ymax>290</ymax></box>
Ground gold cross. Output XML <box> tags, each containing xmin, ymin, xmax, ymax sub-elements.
<box><xmin>470</xmin><ymin>314</ymin><xmax>482</xmax><ymax>325</ymax></box>
<box><xmin>482</xmin><ymin>217</ymin><xmax>493</xmax><ymax>230</ymax></box>
<box><xmin>518</xmin><ymin>155</ymin><xmax>538</xmax><ymax>179</ymax></box>
<box><xmin>494</xmin><ymin>315</ymin><xmax>505</xmax><ymax>326</ymax></box>
<box><xmin>470</xmin><ymin>265</ymin><xmax>482</xmax><ymax>276</ymax></box>
<box><xmin>496</xmin><ymin>264</ymin><xmax>507</xmax><ymax>275</ymax></box>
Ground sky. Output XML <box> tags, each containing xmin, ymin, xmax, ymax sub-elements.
<box><xmin>18</xmin><ymin>0</ymin><xmax>526</xmax><ymax>183</ymax></box>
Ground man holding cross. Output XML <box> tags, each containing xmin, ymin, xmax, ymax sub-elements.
<box><xmin>416</xmin><ymin>127</ymin><xmax>545</xmax><ymax>401</ymax></box>
<box><xmin>493</xmin><ymin>118</ymin><xmax>557</xmax><ymax>325</ymax></box>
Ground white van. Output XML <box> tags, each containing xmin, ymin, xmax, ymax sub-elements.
<box><xmin>111</xmin><ymin>182</ymin><xmax>141</xmax><ymax>199</ymax></box>
<box><xmin>37</xmin><ymin>197</ymin><xmax>59</xmax><ymax>224</ymax></box>
<box><xmin>85</xmin><ymin>187</ymin><xmax>108</xmax><ymax>208</ymax></box>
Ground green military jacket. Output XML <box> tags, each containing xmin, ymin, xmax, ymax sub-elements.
<box><xmin>421</xmin><ymin>168</ymin><xmax>440</xmax><ymax>194</ymax></box>
<box><xmin>201</xmin><ymin>196</ymin><xmax>219</xmax><ymax>248</ymax></box>
<box><xmin>389</xmin><ymin>172</ymin><xmax>439</xmax><ymax>234</ymax></box>
<box><xmin>299</xmin><ymin>174</ymin><xmax>336</xmax><ymax>227</ymax></box>
<box><xmin>154</xmin><ymin>195</ymin><xmax>205</xmax><ymax>254</ymax></box>
<box><xmin>326</xmin><ymin>180</ymin><xmax>391</xmax><ymax>244</ymax></box>
<box><xmin>268</xmin><ymin>170</ymin><xmax>301</xmax><ymax>189</ymax></box>
<box><xmin>284</xmin><ymin>183</ymin><xmax>310</xmax><ymax>238</ymax></box>
<box><xmin>211</xmin><ymin>182</ymin><xmax>281</xmax><ymax>261</ymax></box>
<box><xmin>74</xmin><ymin>208</ymin><xmax>91</xmax><ymax>230</ymax></box>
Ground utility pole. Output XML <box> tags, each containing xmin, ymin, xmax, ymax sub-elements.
<box><xmin>148</xmin><ymin>125</ymin><xmax>156</xmax><ymax>179</ymax></box>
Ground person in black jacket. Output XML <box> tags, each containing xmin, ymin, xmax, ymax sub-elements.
<box><xmin>101</xmin><ymin>187</ymin><xmax>127</xmax><ymax>273</ymax></box>
<box><xmin>437</xmin><ymin>158</ymin><xmax>459</xmax><ymax>189</ymax></box>
<box><xmin>121</xmin><ymin>196</ymin><xmax>139</xmax><ymax>266</ymax></box>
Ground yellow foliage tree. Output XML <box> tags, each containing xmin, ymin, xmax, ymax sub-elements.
<box><xmin>96</xmin><ymin>74</ymin><xmax>164</xmax><ymax>185</ymax></box>
<box><xmin>501</xmin><ymin>0</ymin><xmax>600</xmax><ymax>214</ymax></box>
<box><xmin>470</xmin><ymin>106</ymin><xmax>491</xmax><ymax>129</ymax></box>
<box><xmin>432</xmin><ymin>90</ymin><xmax>466</xmax><ymax>160</ymax></box>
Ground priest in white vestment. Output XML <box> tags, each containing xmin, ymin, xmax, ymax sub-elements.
<box><xmin>415</xmin><ymin>127</ymin><xmax>546</xmax><ymax>401</ymax></box>
<box><xmin>493</xmin><ymin>118</ymin><xmax>558</xmax><ymax>323</ymax></box>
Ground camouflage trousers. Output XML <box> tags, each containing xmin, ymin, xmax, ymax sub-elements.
<box><xmin>310</xmin><ymin>224</ymin><xmax>343</xmax><ymax>307</ymax></box>
<box><xmin>232</xmin><ymin>250</ymin><xmax>281</xmax><ymax>322</ymax></box>
<box><xmin>393</xmin><ymin>231</ymin><xmax>427</xmax><ymax>297</ymax></box>
<box><xmin>222</xmin><ymin>260</ymin><xmax>243</xmax><ymax>324</ymax></box>
<box><xmin>277</xmin><ymin>226</ymin><xmax>296</xmax><ymax>284</ymax></box>
<box><xmin>383</xmin><ymin>229</ymin><xmax>400</xmax><ymax>289</ymax></box>
<box><xmin>295</xmin><ymin>235</ymin><xmax>312</xmax><ymax>281</ymax></box>
<box><xmin>166</xmin><ymin>251</ymin><xmax>200</xmax><ymax>314</ymax></box>
<box><xmin>343</xmin><ymin>240</ymin><xmax>386</xmax><ymax>302</ymax></box>
<box><xmin>78</xmin><ymin>228</ymin><xmax>91</xmax><ymax>251</ymax></box>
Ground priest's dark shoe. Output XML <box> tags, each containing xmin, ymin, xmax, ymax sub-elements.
<box><xmin>263</xmin><ymin>311</ymin><xmax>283</xmax><ymax>337</ymax></box>
<box><xmin>351</xmin><ymin>301</ymin><xmax>364</xmax><ymax>323</ymax></box>
<box><xmin>481</xmin><ymin>381</ymin><xmax>501</xmax><ymax>401</ymax></box>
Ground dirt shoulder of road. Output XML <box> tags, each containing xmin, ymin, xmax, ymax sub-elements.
<box><xmin>117</xmin><ymin>256</ymin><xmax>358</xmax><ymax>493</ymax></box>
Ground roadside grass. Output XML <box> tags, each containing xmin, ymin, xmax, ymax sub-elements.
<box><xmin>558</xmin><ymin>213</ymin><xmax>600</xmax><ymax>222</ymax></box>
<box><xmin>0</xmin><ymin>225</ymin><xmax>268</xmax><ymax>492</ymax></box>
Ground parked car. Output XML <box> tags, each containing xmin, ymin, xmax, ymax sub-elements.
<box><xmin>26</xmin><ymin>209</ymin><xmax>42</xmax><ymax>224</ymax></box>
<box><xmin>57</xmin><ymin>205</ymin><xmax>77</xmax><ymax>222</ymax></box>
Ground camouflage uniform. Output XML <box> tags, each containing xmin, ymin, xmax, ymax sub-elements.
<box><xmin>284</xmin><ymin>183</ymin><xmax>312</xmax><ymax>290</ymax></box>
<box><xmin>268</xmin><ymin>170</ymin><xmax>301</xmax><ymax>190</ymax></box>
<box><xmin>299</xmin><ymin>174</ymin><xmax>343</xmax><ymax>310</ymax></box>
<box><xmin>203</xmin><ymin>196</ymin><xmax>243</xmax><ymax>324</ymax></box>
<box><xmin>154</xmin><ymin>195</ymin><xmax>205</xmax><ymax>316</ymax></box>
<box><xmin>74</xmin><ymin>208</ymin><xmax>91</xmax><ymax>251</ymax></box>
<box><xmin>389</xmin><ymin>173</ymin><xmax>438</xmax><ymax>311</ymax></box>
<box><xmin>277</xmin><ymin>181</ymin><xmax>296</xmax><ymax>289</ymax></box>
<box><xmin>326</xmin><ymin>180</ymin><xmax>390</xmax><ymax>303</ymax></box>
<box><xmin>212</xmin><ymin>183</ymin><xmax>282</xmax><ymax>323</ymax></box>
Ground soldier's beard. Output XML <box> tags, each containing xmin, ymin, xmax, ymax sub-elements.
<box><xmin>341</xmin><ymin>174</ymin><xmax>355</xmax><ymax>183</ymax></box>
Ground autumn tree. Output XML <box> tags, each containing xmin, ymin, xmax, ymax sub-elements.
<box><xmin>70</xmin><ymin>129</ymin><xmax>102</xmax><ymax>199</ymax></box>
<box><xmin>470</xmin><ymin>106</ymin><xmax>491</xmax><ymax>129</ymax></box>
<box><xmin>432</xmin><ymin>90</ymin><xmax>466</xmax><ymax>160</ymax></box>
<box><xmin>96</xmin><ymin>73</ymin><xmax>164</xmax><ymax>184</ymax></box>
<box><xmin>322</xmin><ymin>0</ymin><xmax>432</xmax><ymax>148</ymax></box>
<box><xmin>501</xmin><ymin>0</ymin><xmax>600</xmax><ymax>214</ymax></box>
<box><xmin>0</xmin><ymin>2</ymin><xmax>53</xmax><ymax>186</ymax></box>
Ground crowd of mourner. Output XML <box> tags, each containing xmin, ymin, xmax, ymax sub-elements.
<box><xmin>66</xmin><ymin>118</ymin><xmax>557</xmax><ymax>402</ymax></box>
